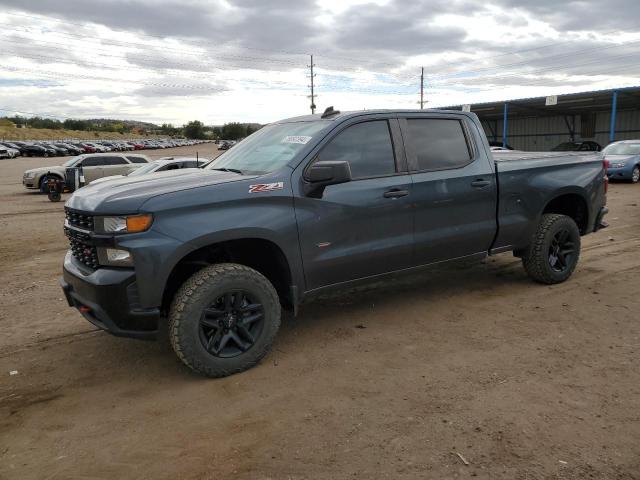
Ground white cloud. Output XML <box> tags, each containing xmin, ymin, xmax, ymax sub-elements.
<box><xmin>0</xmin><ymin>0</ymin><xmax>638</xmax><ymax>125</ymax></box>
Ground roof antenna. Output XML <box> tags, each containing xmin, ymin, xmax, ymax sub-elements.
<box><xmin>321</xmin><ymin>106</ymin><xmax>340</xmax><ymax>119</ymax></box>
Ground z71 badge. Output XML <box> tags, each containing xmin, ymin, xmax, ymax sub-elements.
<box><xmin>249</xmin><ymin>182</ymin><xmax>284</xmax><ymax>193</ymax></box>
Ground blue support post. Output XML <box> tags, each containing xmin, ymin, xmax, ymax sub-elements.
<box><xmin>609</xmin><ymin>90</ymin><xmax>618</xmax><ymax>143</ymax></box>
<box><xmin>502</xmin><ymin>102</ymin><xmax>509</xmax><ymax>148</ymax></box>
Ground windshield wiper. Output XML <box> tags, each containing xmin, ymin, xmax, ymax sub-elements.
<box><xmin>210</xmin><ymin>167</ymin><xmax>244</xmax><ymax>175</ymax></box>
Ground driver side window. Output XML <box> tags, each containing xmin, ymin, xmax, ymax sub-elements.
<box><xmin>317</xmin><ymin>120</ymin><xmax>396</xmax><ymax>179</ymax></box>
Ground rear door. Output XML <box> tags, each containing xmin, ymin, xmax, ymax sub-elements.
<box><xmin>294</xmin><ymin>117</ymin><xmax>414</xmax><ymax>290</ymax></box>
<box><xmin>103</xmin><ymin>156</ymin><xmax>132</xmax><ymax>175</ymax></box>
<box><xmin>400</xmin><ymin>114</ymin><xmax>497</xmax><ymax>265</ymax></box>
<box><xmin>78</xmin><ymin>156</ymin><xmax>105</xmax><ymax>182</ymax></box>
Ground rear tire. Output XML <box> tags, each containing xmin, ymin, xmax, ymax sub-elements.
<box><xmin>169</xmin><ymin>263</ymin><xmax>281</xmax><ymax>378</ymax></box>
<box><xmin>522</xmin><ymin>214</ymin><xmax>581</xmax><ymax>284</ymax></box>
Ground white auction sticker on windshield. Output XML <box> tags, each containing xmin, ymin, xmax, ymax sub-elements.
<box><xmin>282</xmin><ymin>135</ymin><xmax>312</xmax><ymax>144</ymax></box>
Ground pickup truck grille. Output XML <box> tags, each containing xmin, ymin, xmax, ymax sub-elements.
<box><xmin>64</xmin><ymin>209</ymin><xmax>99</xmax><ymax>269</ymax></box>
<box><xmin>65</xmin><ymin>208</ymin><xmax>94</xmax><ymax>231</ymax></box>
<box><xmin>65</xmin><ymin>226</ymin><xmax>99</xmax><ymax>269</ymax></box>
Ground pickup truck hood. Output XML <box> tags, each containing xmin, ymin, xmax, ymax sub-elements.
<box><xmin>66</xmin><ymin>169</ymin><xmax>253</xmax><ymax>213</ymax></box>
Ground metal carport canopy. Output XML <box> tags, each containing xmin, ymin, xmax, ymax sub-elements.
<box><xmin>439</xmin><ymin>86</ymin><xmax>640</xmax><ymax>147</ymax></box>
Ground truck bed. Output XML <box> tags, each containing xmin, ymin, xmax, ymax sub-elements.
<box><xmin>490</xmin><ymin>150</ymin><xmax>605</xmax><ymax>252</ymax></box>
<box><xmin>492</xmin><ymin>150</ymin><xmax>602</xmax><ymax>170</ymax></box>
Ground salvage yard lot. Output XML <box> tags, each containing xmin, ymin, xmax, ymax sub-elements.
<box><xmin>1</xmin><ymin>146</ymin><xmax>639</xmax><ymax>479</ymax></box>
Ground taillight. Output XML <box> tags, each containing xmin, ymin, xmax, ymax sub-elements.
<box><xmin>603</xmin><ymin>159</ymin><xmax>609</xmax><ymax>171</ymax></box>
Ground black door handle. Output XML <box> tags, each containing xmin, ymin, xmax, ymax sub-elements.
<box><xmin>471</xmin><ymin>179</ymin><xmax>491</xmax><ymax>188</ymax></box>
<box><xmin>383</xmin><ymin>189</ymin><xmax>409</xmax><ymax>198</ymax></box>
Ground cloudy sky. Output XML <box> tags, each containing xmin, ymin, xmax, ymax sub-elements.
<box><xmin>0</xmin><ymin>0</ymin><xmax>639</xmax><ymax>125</ymax></box>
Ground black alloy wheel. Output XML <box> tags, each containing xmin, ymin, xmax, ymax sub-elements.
<box><xmin>198</xmin><ymin>290</ymin><xmax>265</xmax><ymax>358</ymax></box>
<box><xmin>548</xmin><ymin>229</ymin><xmax>576</xmax><ymax>272</ymax></box>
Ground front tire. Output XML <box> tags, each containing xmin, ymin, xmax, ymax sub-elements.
<box><xmin>522</xmin><ymin>214</ymin><xmax>581</xmax><ymax>284</ymax></box>
<box><xmin>169</xmin><ymin>263</ymin><xmax>281</xmax><ymax>378</ymax></box>
<box><xmin>631</xmin><ymin>165</ymin><xmax>640</xmax><ymax>184</ymax></box>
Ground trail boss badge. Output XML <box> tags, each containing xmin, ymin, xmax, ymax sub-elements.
<box><xmin>249</xmin><ymin>182</ymin><xmax>284</xmax><ymax>193</ymax></box>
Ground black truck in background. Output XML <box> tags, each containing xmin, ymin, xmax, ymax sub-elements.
<box><xmin>60</xmin><ymin>108</ymin><xmax>608</xmax><ymax>377</ymax></box>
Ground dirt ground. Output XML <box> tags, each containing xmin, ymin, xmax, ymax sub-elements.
<box><xmin>1</xmin><ymin>147</ymin><xmax>639</xmax><ymax>480</ymax></box>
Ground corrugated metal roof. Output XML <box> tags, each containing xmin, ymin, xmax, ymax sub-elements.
<box><xmin>440</xmin><ymin>86</ymin><xmax>640</xmax><ymax>119</ymax></box>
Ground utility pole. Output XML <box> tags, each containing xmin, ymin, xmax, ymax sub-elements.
<box><xmin>420</xmin><ymin>66</ymin><xmax>424</xmax><ymax>109</ymax></box>
<box><xmin>308</xmin><ymin>54</ymin><xmax>317</xmax><ymax>114</ymax></box>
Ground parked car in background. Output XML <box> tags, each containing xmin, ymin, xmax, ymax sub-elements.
<box><xmin>602</xmin><ymin>140</ymin><xmax>640</xmax><ymax>183</ymax></box>
<box><xmin>40</xmin><ymin>143</ymin><xmax>69</xmax><ymax>156</ymax></box>
<box><xmin>18</xmin><ymin>143</ymin><xmax>49</xmax><ymax>157</ymax></box>
<box><xmin>73</xmin><ymin>143</ymin><xmax>96</xmax><ymax>153</ymax></box>
<box><xmin>0</xmin><ymin>146</ymin><xmax>10</xmax><ymax>159</ymax></box>
<box><xmin>0</xmin><ymin>142</ymin><xmax>21</xmax><ymax>158</ymax></box>
<box><xmin>552</xmin><ymin>141</ymin><xmax>602</xmax><ymax>152</ymax></box>
<box><xmin>89</xmin><ymin>157</ymin><xmax>207</xmax><ymax>185</ymax></box>
<box><xmin>22</xmin><ymin>153</ymin><xmax>150</xmax><ymax>192</ymax></box>
<box><xmin>488</xmin><ymin>141</ymin><xmax>514</xmax><ymax>150</ymax></box>
<box><xmin>54</xmin><ymin>143</ymin><xmax>83</xmax><ymax>156</ymax></box>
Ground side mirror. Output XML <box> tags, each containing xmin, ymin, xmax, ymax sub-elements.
<box><xmin>303</xmin><ymin>160</ymin><xmax>352</xmax><ymax>197</ymax></box>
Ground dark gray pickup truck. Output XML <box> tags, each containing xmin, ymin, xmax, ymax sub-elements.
<box><xmin>60</xmin><ymin>108</ymin><xmax>608</xmax><ymax>377</ymax></box>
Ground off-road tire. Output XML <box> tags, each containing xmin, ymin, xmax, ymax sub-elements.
<box><xmin>169</xmin><ymin>263</ymin><xmax>281</xmax><ymax>378</ymax></box>
<box><xmin>522</xmin><ymin>214</ymin><xmax>581</xmax><ymax>284</ymax></box>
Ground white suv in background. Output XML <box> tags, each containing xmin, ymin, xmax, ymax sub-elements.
<box><xmin>22</xmin><ymin>153</ymin><xmax>150</xmax><ymax>192</ymax></box>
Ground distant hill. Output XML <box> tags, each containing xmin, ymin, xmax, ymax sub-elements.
<box><xmin>0</xmin><ymin>126</ymin><xmax>161</xmax><ymax>141</ymax></box>
<box><xmin>85</xmin><ymin>119</ymin><xmax>160</xmax><ymax>129</ymax></box>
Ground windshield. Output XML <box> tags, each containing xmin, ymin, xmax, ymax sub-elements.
<box><xmin>206</xmin><ymin>121</ymin><xmax>329</xmax><ymax>174</ymax></box>
<box><xmin>128</xmin><ymin>162</ymin><xmax>160</xmax><ymax>176</ymax></box>
<box><xmin>603</xmin><ymin>143</ymin><xmax>640</xmax><ymax>155</ymax></box>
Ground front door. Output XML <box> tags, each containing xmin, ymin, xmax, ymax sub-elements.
<box><xmin>294</xmin><ymin>118</ymin><xmax>414</xmax><ymax>291</ymax></box>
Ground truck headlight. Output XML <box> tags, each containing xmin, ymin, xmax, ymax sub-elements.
<box><xmin>97</xmin><ymin>247</ymin><xmax>133</xmax><ymax>266</ymax></box>
<box><xmin>95</xmin><ymin>214</ymin><xmax>153</xmax><ymax>234</ymax></box>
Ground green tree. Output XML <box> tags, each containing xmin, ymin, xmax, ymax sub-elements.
<box><xmin>221</xmin><ymin>122</ymin><xmax>246</xmax><ymax>140</ymax></box>
<box><xmin>160</xmin><ymin>123</ymin><xmax>180</xmax><ymax>136</ymax></box>
<box><xmin>184</xmin><ymin>120</ymin><xmax>206</xmax><ymax>139</ymax></box>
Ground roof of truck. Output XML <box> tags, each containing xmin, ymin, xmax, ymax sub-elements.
<box><xmin>276</xmin><ymin>108</ymin><xmax>467</xmax><ymax>123</ymax></box>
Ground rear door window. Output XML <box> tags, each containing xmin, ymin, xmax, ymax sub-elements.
<box><xmin>104</xmin><ymin>156</ymin><xmax>128</xmax><ymax>165</ymax></box>
<box><xmin>407</xmin><ymin>119</ymin><xmax>472</xmax><ymax>171</ymax></box>
<box><xmin>80</xmin><ymin>157</ymin><xmax>105</xmax><ymax>167</ymax></box>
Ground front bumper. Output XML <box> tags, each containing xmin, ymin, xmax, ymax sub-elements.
<box><xmin>607</xmin><ymin>167</ymin><xmax>632</xmax><ymax>180</ymax></box>
<box><xmin>60</xmin><ymin>252</ymin><xmax>160</xmax><ymax>339</ymax></box>
<box><xmin>23</xmin><ymin>176</ymin><xmax>36</xmax><ymax>188</ymax></box>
